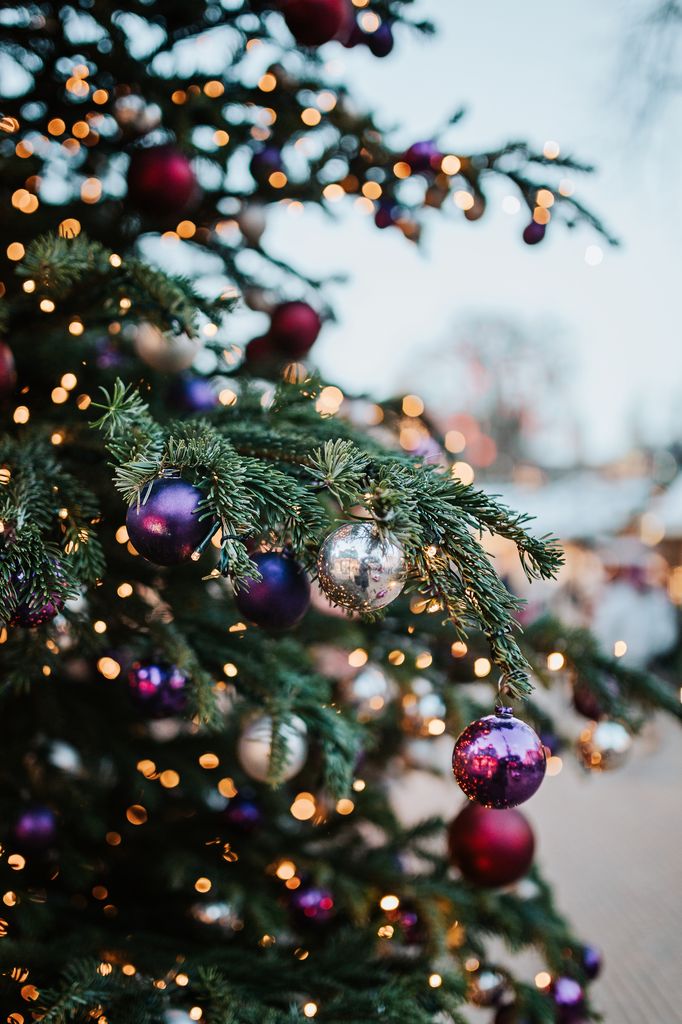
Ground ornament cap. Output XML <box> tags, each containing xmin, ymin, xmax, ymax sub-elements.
<box><xmin>495</xmin><ymin>705</ymin><xmax>514</xmax><ymax>718</ymax></box>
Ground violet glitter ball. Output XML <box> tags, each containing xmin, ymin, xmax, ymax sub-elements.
<box><xmin>452</xmin><ymin>707</ymin><xmax>546</xmax><ymax>809</ymax></box>
<box><xmin>14</xmin><ymin>806</ymin><xmax>57</xmax><ymax>849</ymax></box>
<box><xmin>126</xmin><ymin>477</ymin><xmax>208</xmax><ymax>566</ymax></box>
<box><xmin>234</xmin><ymin>551</ymin><xmax>310</xmax><ymax>631</ymax></box>
<box><xmin>291</xmin><ymin>885</ymin><xmax>336</xmax><ymax>923</ymax></box>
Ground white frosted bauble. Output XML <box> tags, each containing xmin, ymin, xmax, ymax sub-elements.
<box><xmin>237</xmin><ymin>714</ymin><xmax>308</xmax><ymax>782</ymax></box>
<box><xmin>134</xmin><ymin>321</ymin><xmax>200</xmax><ymax>373</ymax></box>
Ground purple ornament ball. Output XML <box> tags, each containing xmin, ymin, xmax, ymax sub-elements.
<box><xmin>225</xmin><ymin>794</ymin><xmax>263</xmax><ymax>833</ymax></box>
<box><xmin>581</xmin><ymin>945</ymin><xmax>602</xmax><ymax>981</ymax></box>
<box><xmin>552</xmin><ymin>977</ymin><xmax>585</xmax><ymax>1020</ymax></box>
<box><xmin>126</xmin><ymin>476</ymin><xmax>208</xmax><ymax>566</ymax></box>
<box><xmin>14</xmin><ymin>806</ymin><xmax>57</xmax><ymax>849</ymax></box>
<box><xmin>234</xmin><ymin>551</ymin><xmax>310</xmax><ymax>630</ymax></box>
<box><xmin>291</xmin><ymin>884</ymin><xmax>336</xmax><ymax>924</ymax></box>
<box><xmin>128</xmin><ymin>660</ymin><xmax>189</xmax><ymax>717</ymax></box>
<box><xmin>403</xmin><ymin>140</ymin><xmax>442</xmax><ymax>175</ymax></box>
<box><xmin>9</xmin><ymin>565</ymin><xmax>65</xmax><ymax>628</ymax></box>
<box><xmin>250</xmin><ymin>145</ymin><xmax>283</xmax><ymax>185</ymax></box>
<box><xmin>170</xmin><ymin>375</ymin><xmax>219</xmax><ymax>414</ymax></box>
<box><xmin>452</xmin><ymin>707</ymin><xmax>546</xmax><ymax>809</ymax></box>
<box><xmin>374</xmin><ymin>201</ymin><xmax>400</xmax><ymax>229</ymax></box>
<box><xmin>367</xmin><ymin>22</ymin><xmax>394</xmax><ymax>57</ymax></box>
<box><xmin>522</xmin><ymin>221</ymin><xmax>546</xmax><ymax>245</ymax></box>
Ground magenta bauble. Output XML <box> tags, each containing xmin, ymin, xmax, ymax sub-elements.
<box><xmin>448</xmin><ymin>801</ymin><xmax>535</xmax><ymax>887</ymax></box>
<box><xmin>127</xmin><ymin>145</ymin><xmax>198</xmax><ymax>216</ymax></box>
<box><xmin>268</xmin><ymin>301</ymin><xmax>322</xmax><ymax>356</ymax></box>
<box><xmin>279</xmin><ymin>0</ymin><xmax>349</xmax><ymax>47</ymax></box>
<box><xmin>452</xmin><ymin>706</ymin><xmax>546</xmax><ymax>809</ymax></box>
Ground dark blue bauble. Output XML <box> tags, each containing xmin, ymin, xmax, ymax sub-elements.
<box><xmin>128</xmin><ymin>660</ymin><xmax>189</xmax><ymax>717</ymax></box>
<box><xmin>14</xmin><ymin>805</ymin><xmax>58</xmax><ymax>849</ymax></box>
<box><xmin>250</xmin><ymin>146</ymin><xmax>283</xmax><ymax>185</ymax></box>
<box><xmin>225</xmin><ymin>793</ymin><xmax>263</xmax><ymax>833</ymax></box>
<box><xmin>126</xmin><ymin>476</ymin><xmax>209</xmax><ymax>566</ymax></box>
<box><xmin>367</xmin><ymin>22</ymin><xmax>394</xmax><ymax>57</ymax></box>
<box><xmin>291</xmin><ymin>883</ymin><xmax>335</xmax><ymax>924</ymax></box>
<box><xmin>170</xmin><ymin>375</ymin><xmax>218</xmax><ymax>414</ymax></box>
<box><xmin>581</xmin><ymin>944</ymin><xmax>602</xmax><ymax>980</ymax></box>
<box><xmin>234</xmin><ymin>551</ymin><xmax>310</xmax><ymax>630</ymax></box>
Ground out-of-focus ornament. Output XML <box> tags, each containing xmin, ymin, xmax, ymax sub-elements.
<box><xmin>400</xmin><ymin>677</ymin><xmax>446</xmax><ymax>737</ymax></box>
<box><xmin>14</xmin><ymin>806</ymin><xmax>57</xmax><ymax>849</ymax></box>
<box><xmin>225</xmin><ymin>793</ymin><xmax>263</xmax><ymax>832</ymax></box>
<box><xmin>467</xmin><ymin>966</ymin><xmax>507</xmax><ymax>1007</ymax></box>
<box><xmin>126</xmin><ymin>144</ymin><xmax>198</xmax><ymax>215</ymax></box>
<box><xmin>114</xmin><ymin>95</ymin><xmax>162</xmax><ymax>134</ymax></box>
<box><xmin>340</xmin><ymin>664</ymin><xmax>393</xmax><ymax>720</ymax></box>
<box><xmin>463</xmin><ymin>193</ymin><xmax>486</xmax><ymax>221</ymax></box>
<box><xmin>385</xmin><ymin>902</ymin><xmax>425</xmax><ymax>944</ymax></box>
<box><xmin>47</xmin><ymin>740</ymin><xmax>83</xmax><ymax>776</ymax></box>
<box><xmin>127</xmin><ymin>660</ymin><xmax>189</xmax><ymax>717</ymax></box>
<box><xmin>237</xmin><ymin>714</ymin><xmax>308</xmax><ymax>782</ymax></box>
<box><xmin>317</xmin><ymin>522</ymin><xmax>406</xmax><ymax>612</ymax></box>
<box><xmin>268</xmin><ymin>300</ymin><xmax>322</xmax><ymax>356</ymax></box>
<box><xmin>403</xmin><ymin>140</ymin><xmax>442</xmax><ymax>175</ymax></box>
<box><xmin>237</xmin><ymin>203</ymin><xmax>267</xmax><ymax>246</ymax></box>
<box><xmin>576</xmin><ymin>720</ymin><xmax>632</xmax><ymax>772</ymax></box>
<box><xmin>0</xmin><ymin>340</ymin><xmax>17</xmax><ymax>396</ymax></box>
<box><xmin>367</xmin><ymin>20</ymin><xmax>394</xmax><ymax>57</ymax></box>
<box><xmin>126</xmin><ymin>474</ymin><xmax>209</xmax><ymax>566</ymax></box>
<box><xmin>245</xmin><ymin>335</ymin><xmax>277</xmax><ymax>367</ymax></box>
<box><xmin>8</xmin><ymin>565</ymin><xmax>65</xmax><ymax>627</ymax></box>
<box><xmin>278</xmin><ymin>0</ymin><xmax>349</xmax><ymax>46</ymax></box>
<box><xmin>169</xmin><ymin>374</ymin><xmax>218</xmax><ymax>414</ymax></box>
<box><xmin>234</xmin><ymin>550</ymin><xmax>311</xmax><ymax>630</ymax></box>
<box><xmin>250</xmin><ymin>145</ymin><xmax>283</xmax><ymax>185</ymax></box>
<box><xmin>290</xmin><ymin>882</ymin><xmax>336</xmax><ymax>923</ymax></box>
<box><xmin>448</xmin><ymin>801</ymin><xmax>535</xmax><ymax>888</ymax></box>
<box><xmin>133</xmin><ymin>321</ymin><xmax>200</xmax><ymax>373</ymax></box>
<box><xmin>551</xmin><ymin>977</ymin><xmax>585</xmax><ymax>1019</ymax></box>
<box><xmin>452</xmin><ymin>707</ymin><xmax>546</xmax><ymax>809</ymax></box>
<box><xmin>374</xmin><ymin>200</ymin><xmax>402</xmax><ymax>229</ymax></box>
<box><xmin>522</xmin><ymin>221</ymin><xmax>546</xmax><ymax>245</ymax></box>
<box><xmin>572</xmin><ymin>676</ymin><xmax>619</xmax><ymax>720</ymax></box>
<box><xmin>190</xmin><ymin>900</ymin><xmax>243</xmax><ymax>932</ymax></box>
<box><xmin>581</xmin><ymin>944</ymin><xmax>602</xmax><ymax>981</ymax></box>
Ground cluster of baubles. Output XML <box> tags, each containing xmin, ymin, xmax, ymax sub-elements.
<box><xmin>127</xmin><ymin>660</ymin><xmax>189</xmax><ymax>717</ymax></box>
<box><xmin>245</xmin><ymin>300</ymin><xmax>323</xmax><ymax>367</ymax></box>
<box><xmin>5</xmin><ymin>564</ymin><xmax>66</xmax><ymax>628</ymax></box>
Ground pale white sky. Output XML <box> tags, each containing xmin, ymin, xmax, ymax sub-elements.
<box><xmin>254</xmin><ymin>0</ymin><xmax>682</xmax><ymax>462</ymax></box>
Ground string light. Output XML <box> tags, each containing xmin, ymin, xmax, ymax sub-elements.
<box><xmin>379</xmin><ymin>895</ymin><xmax>400</xmax><ymax>911</ymax></box>
<box><xmin>547</xmin><ymin>652</ymin><xmax>565</xmax><ymax>671</ymax></box>
<box><xmin>348</xmin><ymin>648</ymin><xmax>368</xmax><ymax>668</ymax></box>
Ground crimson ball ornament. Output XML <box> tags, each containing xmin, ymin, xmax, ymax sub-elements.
<box><xmin>452</xmin><ymin>706</ymin><xmax>546</xmax><ymax>809</ymax></box>
<box><xmin>127</xmin><ymin>145</ymin><xmax>197</xmax><ymax>216</ymax></box>
<box><xmin>279</xmin><ymin>0</ymin><xmax>348</xmax><ymax>46</ymax></box>
<box><xmin>128</xmin><ymin>660</ymin><xmax>189</xmax><ymax>717</ymax></box>
<box><xmin>0</xmin><ymin>341</ymin><xmax>17</xmax><ymax>396</ymax></box>
<box><xmin>234</xmin><ymin>551</ymin><xmax>310</xmax><ymax>630</ymax></box>
<box><xmin>291</xmin><ymin>883</ymin><xmax>336</xmax><ymax>924</ymax></box>
<box><xmin>126</xmin><ymin>476</ymin><xmax>209</xmax><ymax>566</ymax></box>
<box><xmin>448</xmin><ymin>801</ymin><xmax>535</xmax><ymax>887</ymax></box>
<box><xmin>522</xmin><ymin>221</ymin><xmax>546</xmax><ymax>245</ymax></box>
<box><xmin>403</xmin><ymin>140</ymin><xmax>442</xmax><ymax>175</ymax></box>
<box><xmin>14</xmin><ymin>806</ymin><xmax>57</xmax><ymax>849</ymax></box>
<box><xmin>268</xmin><ymin>301</ymin><xmax>322</xmax><ymax>356</ymax></box>
<box><xmin>250</xmin><ymin>145</ymin><xmax>283</xmax><ymax>185</ymax></box>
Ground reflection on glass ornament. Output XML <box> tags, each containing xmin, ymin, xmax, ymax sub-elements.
<box><xmin>467</xmin><ymin>966</ymin><xmax>507</xmax><ymax>1007</ymax></box>
<box><xmin>127</xmin><ymin>660</ymin><xmax>189</xmax><ymax>717</ymax></box>
<box><xmin>290</xmin><ymin>883</ymin><xmax>335</xmax><ymax>924</ymax></box>
<box><xmin>190</xmin><ymin>900</ymin><xmax>243</xmax><ymax>933</ymax></box>
<box><xmin>114</xmin><ymin>94</ymin><xmax>161</xmax><ymax>133</ymax></box>
<box><xmin>452</xmin><ymin>707</ymin><xmax>546</xmax><ymax>809</ymax></box>
<box><xmin>14</xmin><ymin>806</ymin><xmax>58</xmax><ymax>849</ymax></box>
<box><xmin>401</xmin><ymin>677</ymin><xmax>446</xmax><ymax>737</ymax></box>
<box><xmin>237</xmin><ymin>714</ymin><xmax>308</xmax><ymax>782</ymax></box>
<box><xmin>317</xmin><ymin>522</ymin><xmax>406</xmax><ymax>612</ymax></box>
<box><xmin>340</xmin><ymin>664</ymin><xmax>394</xmax><ymax>720</ymax></box>
<box><xmin>577</xmin><ymin>720</ymin><xmax>632</xmax><ymax>772</ymax></box>
<box><xmin>47</xmin><ymin>740</ymin><xmax>82</xmax><ymax>776</ymax></box>
<box><xmin>133</xmin><ymin>321</ymin><xmax>200</xmax><ymax>373</ymax></box>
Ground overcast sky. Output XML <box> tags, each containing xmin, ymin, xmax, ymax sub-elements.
<box><xmin>254</xmin><ymin>0</ymin><xmax>681</xmax><ymax>463</ymax></box>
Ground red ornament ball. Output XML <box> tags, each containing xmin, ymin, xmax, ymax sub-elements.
<box><xmin>452</xmin><ymin>706</ymin><xmax>546</xmax><ymax>809</ymax></box>
<box><xmin>268</xmin><ymin>301</ymin><xmax>322</xmax><ymax>356</ymax></box>
<box><xmin>279</xmin><ymin>0</ymin><xmax>349</xmax><ymax>46</ymax></box>
<box><xmin>245</xmin><ymin>335</ymin><xmax>277</xmax><ymax>366</ymax></box>
<box><xmin>0</xmin><ymin>341</ymin><xmax>17</xmax><ymax>397</ymax></box>
<box><xmin>127</xmin><ymin>145</ymin><xmax>198</xmax><ymax>216</ymax></box>
<box><xmin>448</xmin><ymin>801</ymin><xmax>535</xmax><ymax>887</ymax></box>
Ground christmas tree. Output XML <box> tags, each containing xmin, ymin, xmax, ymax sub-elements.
<box><xmin>0</xmin><ymin>4</ymin><xmax>678</xmax><ymax>1022</ymax></box>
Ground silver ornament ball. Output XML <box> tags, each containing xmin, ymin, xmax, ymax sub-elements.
<box><xmin>317</xmin><ymin>522</ymin><xmax>406</xmax><ymax>612</ymax></box>
<box><xmin>340</xmin><ymin>664</ymin><xmax>394</xmax><ymax>720</ymax></box>
<box><xmin>237</xmin><ymin>714</ymin><xmax>308</xmax><ymax>782</ymax></box>
<box><xmin>577</xmin><ymin>719</ymin><xmax>633</xmax><ymax>772</ymax></box>
<box><xmin>467</xmin><ymin>967</ymin><xmax>508</xmax><ymax>1007</ymax></box>
<box><xmin>133</xmin><ymin>321</ymin><xmax>200</xmax><ymax>373</ymax></box>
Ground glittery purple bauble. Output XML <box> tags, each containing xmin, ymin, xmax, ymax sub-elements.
<box><xmin>367</xmin><ymin>22</ymin><xmax>394</xmax><ymax>57</ymax></box>
<box><xmin>291</xmin><ymin>884</ymin><xmax>335</xmax><ymax>924</ymax></box>
<box><xmin>225</xmin><ymin>794</ymin><xmax>263</xmax><ymax>833</ymax></box>
<box><xmin>572</xmin><ymin>677</ymin><xmax>619</xmax><ymax>720</ymax></box>
<box><xmin>250</xmin><ymin>146</ymin><xmax>283</xmax><ymax>184</ymax></box>
<box><xmin>452</xmin><ymin>707</ymin><xmax>546</xmax><ymax>809</ymax></box>
<box><xmin>552</xmin><ymin>977</ymin><xmax>584</xmax><ymax>1016</ymax></box>
<box><xmin>171</xmin><ymin>375</ymin><xmax>218</xmax><ymax>414</ymax></box>
<box><xmin>128</xmin><ymin>660</ymin><xmax>189</xmax><ymax>717</ymax></box>
<box><xmin>14</xmin><ymin>806</ymin><xmax>57</xmax><ymax>849</ymax></box>
<box><xmin>581</xmin><ymin>945</ymin><xmax>602</xmax><ymax>980</ymax></box>
<box><xmin>126</xmin><ymin>477</ymin><xmax>208</xmax><ymax>566</ymax></box>
<box><xmin>403</xmin><ymin>140</ymin><xmax>442</xmax><ymax>174</ymax></box>
<box><xmin>522</xmin><ymin>221</ymin><xmax>546</xmax><ymax>245</ymax></box>
<box><xmin>234</xmin><ymin>551</ymin><xmax>310</xmax><ymax>630</ymax></box>
<box><xmin>9</xmin><ymin>567</ymin><xmax>64</xmax><ymax>627</ymax></box>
